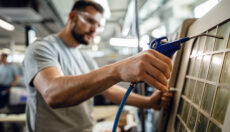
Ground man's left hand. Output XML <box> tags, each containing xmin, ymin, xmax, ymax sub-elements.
<box><xmin>147</xmin><ymin>90</ymin><xmax>173</xmax><ymax>110</ymax></box>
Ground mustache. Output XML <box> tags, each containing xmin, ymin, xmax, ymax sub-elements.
<box><xmin>85</xmin><ymin>31</ymin><xmax>95</xmax><ymax>36</ymax></box>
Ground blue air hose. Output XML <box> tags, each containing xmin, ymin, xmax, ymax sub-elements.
<box><xmin>112</xmin><ymin>83</ymin><xmax>137</xmax><ymax>132</ymax></box>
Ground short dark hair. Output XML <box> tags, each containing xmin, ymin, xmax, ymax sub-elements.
<box><xmin>71</xmin><ymin>0</ymin><xmax>104</xmax><ymax>14</ymax></box>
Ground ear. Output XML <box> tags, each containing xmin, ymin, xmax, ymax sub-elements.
<box><xmin>69</xmin><ymin>11</ymin><xmax>77</xmax><ymax>23</ymax></box>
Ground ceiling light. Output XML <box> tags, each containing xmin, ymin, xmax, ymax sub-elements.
<box><xmin>0</xmin><ymin>19</ymin><xmax>15</xmax><ymax>31</ymax></box>
<box><xmin>110</xmin><ymin>38</ymin><xmax>138</xmax><ymax>47</ymax></box>
<box><xmin>140</xmin><ymin>17</ymin><xmax>160</xmax><ymax>35</ymax></box>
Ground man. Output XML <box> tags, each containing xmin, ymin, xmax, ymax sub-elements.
<box><xmin>23</xmin><ymin>1</ymin><xmax>173</xmax><ymax>132</ymax></box>
<box><xmin>0</xmin><ymin>48</ymin><xmax>19</xmax><ymax>109</ymax></box>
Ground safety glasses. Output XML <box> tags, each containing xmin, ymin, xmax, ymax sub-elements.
<box><xmin>75</xmin><ymin>11</ymin><xmax>104</xmax><ymax>33</ymax></box>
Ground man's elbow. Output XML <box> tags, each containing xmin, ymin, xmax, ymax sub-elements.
<box><xmin>43</xmin><ymin>90</ymin><xmax>82</xmax><ymax>109</ymax></box>
<box><xmin>43</xmin><ymin>90</ymin><xmax>62</xmax><ymax>109</ymax></box>
<box><xmin>44</xmin><ymin>94</ymin><xmax>60</xmax><ymax>109</ymax></box>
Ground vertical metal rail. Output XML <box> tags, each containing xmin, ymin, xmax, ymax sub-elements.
<box><xmin>134</xmin><ymin>0</ymin><xmax>146</xmax><ymax>131</ymax></box>
<box><xmin>135</xmin><ymin>0</ymin><xmax>141</xmax><ymax>53</ymax></box>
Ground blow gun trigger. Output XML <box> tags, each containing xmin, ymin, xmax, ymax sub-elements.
<box><xmin>150</xmin><ymin>36</ymin><xmax>168</xmax><ymax>49</ymax></box>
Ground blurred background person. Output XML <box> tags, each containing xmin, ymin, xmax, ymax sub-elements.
<box><xmin>0</xmin><ymin>48</ymin><xmax>19</xmax><ymax>109</ymax></box>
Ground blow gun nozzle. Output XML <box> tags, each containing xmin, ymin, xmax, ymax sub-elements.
<box><xmin>190</xmin><ymin>33</ymin><xmax>224</xmax><ymax>39</ymax></box>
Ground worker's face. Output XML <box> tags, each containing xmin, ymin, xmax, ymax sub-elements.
<box><xmin>72</xmin><ymin>6</ymin><xmax>103</xmax><ymax>45</ymax></box>
<box><xmin>0</xmin><ymin>54</ymin><xmax>7</xmax><ymax>62</ymax></box>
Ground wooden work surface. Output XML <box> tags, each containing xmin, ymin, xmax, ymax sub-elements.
<box><xmin>93</xmin><ymin>105</ymin><xmax>118</xmax><ymax>123</ymax></box>
<box><xmin>0</xmin><ymin>106</ymin><xmax>118</xmax><ymax>123</ymax></box>
<box><xmin>0</xmin><ymin>113</ymin><xmax>26</xmax><ymax>122</ymax></box>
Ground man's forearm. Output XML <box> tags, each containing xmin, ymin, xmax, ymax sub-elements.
<box><xmin>102</xmin><ymin>85</ymin><xmax>151</xmax><ymax>108</ymax></box>
<box><xmin>36</xmin><ymin>64</ymin><xmax>120</xmax><ymax>108</ymax></box>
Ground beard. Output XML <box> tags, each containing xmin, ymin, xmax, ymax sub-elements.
<box><xmin>71</xmin><ymin>23</ymin><xmax>91</xmax><ymax>45</ymax></box>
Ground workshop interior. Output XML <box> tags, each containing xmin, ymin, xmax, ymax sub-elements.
<box><xmin>0</xmin><ymin>0</ymin><xmax>229</xmax><ymax>132</ymax></box>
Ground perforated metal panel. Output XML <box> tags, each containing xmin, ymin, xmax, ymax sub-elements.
<box><xmin>165</xmin><ymin>0</ymin><xmax>230</xmax><ymax>132</ymax></box>
<box><xmin>175</xmin><ymin>21</ymin><xmax>230</xmax><ymax>132</ymax></box>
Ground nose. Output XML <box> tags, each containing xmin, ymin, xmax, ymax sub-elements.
<box><xmin>90</xmin><ymin>24</ymin><xmax>98</xmax><ymax>34</ymax></box>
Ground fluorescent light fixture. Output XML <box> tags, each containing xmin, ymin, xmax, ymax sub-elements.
<box><xmin>0</xmin><ymin>19</ymin><xmax>15</xmax><ymax>31</ymax></box>
<box><xmin>140</xmin><ymin>17</ymin><xmax>160</xmax><ymax>35</ymax></box>
<box><xmin>110</xmin><ymin>36</ymin><xmax>151</xmax><ymax>48</ymax></box>
<box><xmin>194</xmin><ymin>0</ymin><xmax>219</xmax><ymax>18</ymax></box>
<box><xmin>110</xmin><ymin>38</ymin><xmax>138</xmax><ymax>47</ymax></box>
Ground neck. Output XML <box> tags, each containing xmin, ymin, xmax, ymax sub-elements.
<box><xmin>2</xmin><ymin>61</ymin><xmax>7</xmax><ymax>65</ymax></box>
<box><xmin>0</xmin><ymin>59</ymin><xmax>7</xmax><ymax>65</ymax></box>
<box><xmin>57</xmin><ymin>28</ymin><xmax>80</xmax><ymax>48</ymax></box>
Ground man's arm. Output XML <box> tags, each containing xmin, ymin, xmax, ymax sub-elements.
<box><xmin>5</xmin><ymin>74</ymin><xmax>19</xmax><ymax>94</ymax></box>
<box><xmin>33</xmin><ymin>49</ymin><xmax>172</xmax><ymax>108</ymax></box>
<box><xmin>102</xmin><ymin>85</ymin><xmax>150</xmax><ymax>108</ymax></box>
<box><xmin>34</xmin><ymin>64</ymin><xmax>119</xmax><ymax>108</ymax></box>
<box><xmin>11</xmin><ymin>75</ymin><xmax>19</xmax><ymax>87</ymax></box>
<box><xmin>102</xmin><ymin>85</ymin><xmax>173</xmax><ymax>109</ymax></box>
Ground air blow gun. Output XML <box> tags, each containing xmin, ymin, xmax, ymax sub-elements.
<box><xmin>150</xmin><ymin>33</ymin><xmax>224</xmax><ymax>58</ymax></box>
<box><xmin>112</xmin><ymin>33</ymin><xmax>224</xmax><ymax>132</ymax></box>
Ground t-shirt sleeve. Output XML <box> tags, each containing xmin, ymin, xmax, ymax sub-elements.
<box><xmin>23</xmin><ymin>41</ymin><xmax>60</xmax><ymax>86</ymax></box>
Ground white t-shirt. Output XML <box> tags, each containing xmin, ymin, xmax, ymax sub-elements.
<box><xmin>23</xmin><ymin>34</ymin><xmax>98</xmax><ymax>132</ymax></box>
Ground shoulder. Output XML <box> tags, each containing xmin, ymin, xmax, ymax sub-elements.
<box><xmin>33</xmin><ymin>35</ymin><xmax>58</xmax><ymax>50</ymax></box>
<box><xmin>25</xmin><ymin>35</ymin><xmax>58</xmax><ymax>56</ymax></box>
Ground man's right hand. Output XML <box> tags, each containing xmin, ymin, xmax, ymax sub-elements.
<box><xmin>113</xmin><ymin>49</ymin><xmax>172</xmax><ymax>92</ymax></box>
